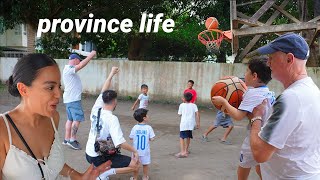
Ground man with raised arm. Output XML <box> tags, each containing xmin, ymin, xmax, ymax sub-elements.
<box><xmin>62</xmin><ymin>51</ymin><xmax>96</xmax><ymax>150</ymax></box>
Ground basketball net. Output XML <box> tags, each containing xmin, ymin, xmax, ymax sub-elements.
<box><xmin>206</xmin><ymin>42</ymin><xmax>220</xmax><ymax>54</ymax></box>
<box><xmin>198</xmin><ymin>29</ymin><xmax>224</xmax><ymax>54</ymax></box>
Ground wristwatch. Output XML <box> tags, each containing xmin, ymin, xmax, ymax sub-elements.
<box><xmin>250</xmin><ymin>116</ymin><xmax>262</xmax><ymax>126</ymax></box>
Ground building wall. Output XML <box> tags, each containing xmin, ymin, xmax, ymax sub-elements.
<box><xmin>0</xmin><ymin>24</ymin><xmax>27</xmax><ymax>48</ymax></box>
<box><xmin>1</xmin><ymin>58</ymin><xmax>320</xmax><ymax>105</ymax></box>
<box><xmin>0</xmin><ymin>24</ymin><xmax>35</xmax><ymax>54</ymax></box>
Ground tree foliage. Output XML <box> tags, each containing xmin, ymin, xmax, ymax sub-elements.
<box><xmin>1</xmin><ymin>0</ymin><xmax>232</xmax><ymax>61</ymax></box>
<box><xmin>2</xmin><ymin>0</ymin><xmax>317</xmax><ymax>63</ymax></box>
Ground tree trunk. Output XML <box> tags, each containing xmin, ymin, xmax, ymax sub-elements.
<box><xmin>306</xmin><ymin>43</ymin><xmax>319</xmax><ymax>67</ymax></box>
<box><xmin>26</xmin><ymin>24</ymin><xmax>36</xmax><ymax>53</ymax></box>
<box><xmin>297</xmin><ymin>0</ymin><xmax>307</xmax><ymax>21</ymax></box>
<box><xmin>310</xmin><ymin>0</ymin><xmax>320</xmax><ymax>67</ymax></box>
<box><xmin>298</xmin><ymin>0</ymin><xmax>319</xmax><ymax>67</ymax></box>
<box><xmin>315</xmin><ymin>0</ymin><xmax>320</xmax><ymax>17</ymax></box>
<box><xmin>216</xmin><ymin>51</ymin><xmax>226</xmax><ymax>63</ymax></box>
<box><xmin>315</xmin><ymin>0</ymin><xmax>320</xmax><ymax>67</ymax></box>
<box><xmin>127</xmin><ymin>36</ymin><xmax>151</xmax><ymax>60</ymax></box>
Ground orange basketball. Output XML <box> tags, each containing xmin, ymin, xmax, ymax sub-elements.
<box><xmin>211</xmin><ymin>76</ymin><xmax>247</xmax><ymax>111</ymax></box>
<box><xmin>205</xmin><ymin>17</ymin><xmax>219</xmax><ymax>30</ymax></box>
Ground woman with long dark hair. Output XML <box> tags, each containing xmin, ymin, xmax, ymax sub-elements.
<box><xmin>0</xmin><ymin>54</ymin><xmax>111</xmax><ymax>179</ymax></box>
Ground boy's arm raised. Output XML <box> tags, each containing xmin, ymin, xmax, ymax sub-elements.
<box><xmin>101</xmin><ymin>67</ymin><xmax>119</xmax><ymax>93</ymax></box>
<box><xmin>212</xmin><ymin>96</ymin><xmax>247</xmax><ymax>121</ymax></box>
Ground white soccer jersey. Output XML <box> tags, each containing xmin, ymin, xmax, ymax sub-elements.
<box><xmin>129</xmin><ymin>124</ymin><xmax>155</xmax><ymax>156</ymax></box>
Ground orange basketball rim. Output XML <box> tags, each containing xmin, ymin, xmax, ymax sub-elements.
<box><xmin>198</xmin><ymin>17</ymin><xmax>232</xmax><ymax>53</ymax></box>
<box><xmin>198</xmin><ymin>29</ymin><xmax>232</xmax><ymax>49</ymax></box>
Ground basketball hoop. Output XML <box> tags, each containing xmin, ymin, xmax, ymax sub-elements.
<box><xmin>198</xmin><ymin>29</ymin><xmax>224</xmax><ymax>54</ymax></box>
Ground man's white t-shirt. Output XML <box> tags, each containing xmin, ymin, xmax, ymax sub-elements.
<box><xmin>129</xmin><ymin>124</ymin><xmax>155</xmax><ymax>156</ymax></box>
<box><xmin>259</xmin><ymin>77</ymin><xmax>320</xmax><ymax>179</ymax></box>
<box><xmin>138</xmin><ymin>94</ymin><xmax>149</xmax><ymax>109</ymax></box>
<box><xmin>63</xmin><ymin>65</ymin><xmax>82</xmax><ymax>103</ymax></box>
<box><xmin>178</xmin><ymin>103</ymin><xmax>198</xmax><ymax>131</ymax></box>
<box><xmin>85</xmin><ymin>94</ymin><xmax>126</xmax><ymax>157</ymax></box>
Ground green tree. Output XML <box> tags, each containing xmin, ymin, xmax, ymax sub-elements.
<box><xmin>0</xmin><ymin>0</ymin><xmax>230</xmax><ymax>61</ymax></box>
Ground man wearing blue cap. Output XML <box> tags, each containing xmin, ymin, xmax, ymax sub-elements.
<box><xmin>62</xmin><ymin>50</ymin><xmax>96</xmax><ymax>150</ymax></box>
<box><xmin>248</xmin><ymin>33</ymin><xmax>320</xmax><ymax>179</ymax></box>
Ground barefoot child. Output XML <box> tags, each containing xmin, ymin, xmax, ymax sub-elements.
<box><xmin>176</xmin><ymin>92</ymin><xmax>200</xmax><ymax>158</ymax></box>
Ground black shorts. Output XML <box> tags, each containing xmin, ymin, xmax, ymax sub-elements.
<box><xmin>180</xmin><ymin>130</ymin><xmax>193</xmax><ymax>139</ymax></box>
<box><xmin>86</xmin><ymin>153</ymin><xmax>131</xmax><ymax>168</ymax></box>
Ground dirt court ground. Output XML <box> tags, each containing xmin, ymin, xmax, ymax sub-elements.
<box><xmin>0</xmin><ymin>90</ymin><xmax>260</xmax><ymax>180</ymax></box>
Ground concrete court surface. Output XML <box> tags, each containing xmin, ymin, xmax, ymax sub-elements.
<box><xmin>0</xmin><ymin>90</ymin><xmax>260</xmax><ymax>180</ymax></box>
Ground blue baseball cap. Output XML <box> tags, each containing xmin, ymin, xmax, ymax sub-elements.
<box><xmin>257</xmin><ymin>33</ymin><xmax>310</xmax><ymax>60</ymax></box>
<box><xmin>69</xmin><ymin>54</ymin><xmax>82</xmax><ymax>61</ymax></box>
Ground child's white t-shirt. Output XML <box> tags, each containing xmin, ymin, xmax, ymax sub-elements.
<box><xmin>129</xmin><ymin>124</ymin><xmax>155</xmax><ymax>156</ymax></box>
<box><xmin>138</xmin><ymin>94</ymin><xmax>149</xmax><ymax>109</ymax></box>
<box><xmin>237</xmin><ymin>86</ymin><xmax>275</xmax><ymax>168</ymax></box>
<box><xmin>178</xmin><ymin>103</ymin><xmax>198</xmax><ymax>131</ymax></box>
<box><xmin>238</xmin><ymin>86</ymin><xmax>275</xmax><ymax>130</ymax></box>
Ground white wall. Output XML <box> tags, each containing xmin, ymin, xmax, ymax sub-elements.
<box><xmin>1</xmin><ymin>57</ymin><xmax>320</xmax><ymax>105</ymax></box>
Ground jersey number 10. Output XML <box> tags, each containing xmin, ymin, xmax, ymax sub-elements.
<box><xmin>136</xmin><ymin>135</ymin><xmax>146</xmax><ymax>150</ymax></box>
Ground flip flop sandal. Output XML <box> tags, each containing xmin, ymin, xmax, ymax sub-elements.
<box><xmin>143</xmin><ymin>176</ymin><xmax>149</xmax><ymax>180</ymax></box>
<box><xmin>175</xmin><ymin>153</ymin><xmax>188</xmax><ymax>158</ymax></box>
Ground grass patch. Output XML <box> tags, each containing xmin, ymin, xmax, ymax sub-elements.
<box><xmin>119</xmin><ymin>96</ymin><xmax>134</xmax><ymax>101</ymax></box>
<box><xmin>0</xmin><ymin>83</ymin><xmax>6</xmax><ymax>92</ymax></box>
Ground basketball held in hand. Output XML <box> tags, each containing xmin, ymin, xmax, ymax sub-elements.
<box><xmin>211</xmin><ymin>76</ymin><xmax>247</xmax><ymax>111</ymax></box>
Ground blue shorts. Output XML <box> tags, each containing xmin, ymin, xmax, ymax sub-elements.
<box><xmin>65</xmin><ymin>100</ymin><xmax>85</xmax><ymax>122</ymax></box>
<box><xmin>214</xmin><ymin>111</ymin><xmax>233</xmax><ymax>128</ymax></box>
<box><xmin>180</xmin><ymin>130</ymin><xmax>193</xmax><ymax>139</ymax></box>
<box><xmin>86</xmin><ymin>153</ymin><xmax>131</xmax><ymax>168</ymax></box>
